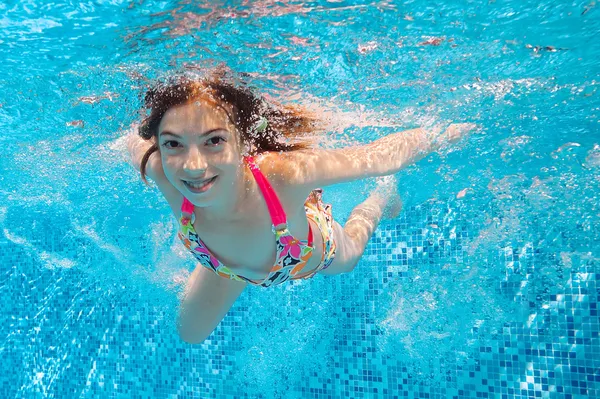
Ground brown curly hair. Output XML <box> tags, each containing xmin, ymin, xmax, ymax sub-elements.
<box><xmin>137</xmin><ymin>68</ymin><xmax>325</xmax><ymax>185</ymax></box>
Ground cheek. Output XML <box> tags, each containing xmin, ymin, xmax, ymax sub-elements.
<box><xmin>160</xmin><ymin>155</ymin><xmax>181</xmax><ymax>178</ymax></box>
<box><xmin>216</xmin><ymin>152</ymin><xmax>237</xmax><ymax>165</ymax></box>
<box><xmin>212</xmin><ymin>144</ymin><xmax>241</xmax><ymax>165</ymax></box>
<box><xmin>212</xmin><ymin>153</ymin><xmax>242</xmax><ymax>178</ymax></box>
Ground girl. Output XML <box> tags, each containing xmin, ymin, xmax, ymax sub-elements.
<box><xmin>126</xmin><ymin>70</ymin><xmax>473</xmax><ymax>344</ymax></box>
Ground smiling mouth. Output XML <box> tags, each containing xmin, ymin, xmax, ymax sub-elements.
<box><xmin>182</xmin><ymin>176</ymin><xmax>218</xmax><ymax>193</ymax></box>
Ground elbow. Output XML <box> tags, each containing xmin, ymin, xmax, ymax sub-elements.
<box><xmin>177</xmin><ymin>310</ymin><xmax>213</xmax><ymax>344</ymax></box>
<box><xmin>177</xmin><ymin>314</ymin><xmax>214</xmax><ymax>344</ymax></box>
<box><xmin>344</xmin><ymin>260</ymin><xmax>359</xmax><ymax>274</ymax></box>
<box><xmin>177</xmin><ymin>323</ymin><xmax>212</xmax><ymax>345</ymax></box>
<box><xmin>179</xmin><ymin>334</ymin><xmax>209</xmax><ymax>345</ymax></box>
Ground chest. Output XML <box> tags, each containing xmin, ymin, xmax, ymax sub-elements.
<box><xmin>186</xmin><ymin>200</ymin><xmax>323</xmax><ymax>280</ymax></box>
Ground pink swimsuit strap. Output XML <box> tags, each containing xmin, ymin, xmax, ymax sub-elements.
<box><xmin>181</xmin><ymin>156</ymin><xmax>312</xmax><ymax>245</ymax></box>
<box><xmin>181</xmin><ymin>196</ymin><xmax>194</xmax><ymax>215</ymax></box>
<box><xmin>245</xmin><ymin>156</ymin><xmax>313</xmax><ymax>246</ymax></box>
<box><xmin>244</xmin><ymin>156</ymin><xmax>287</xmax><ymax>229</ymax></box>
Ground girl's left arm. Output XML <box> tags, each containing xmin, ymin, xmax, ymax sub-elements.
<box><xmin>272</xmin><ymin>123</ymin><xmax>475</xmax><ymax>194</ymax></box>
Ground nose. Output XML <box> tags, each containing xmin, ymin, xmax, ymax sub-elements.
<box><xmin>182</xmin><ymin>146</ymin><xmax>208</xmax><ymax>175</ymax></box>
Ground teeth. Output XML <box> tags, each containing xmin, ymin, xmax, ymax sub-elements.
<box><xmin>185</xmin><ymin>177</ymin><xmax>214</xmax><ymax>188</ymax></box>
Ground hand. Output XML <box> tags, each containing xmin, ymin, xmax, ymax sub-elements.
<box><xmin>443</xmin><ymin>123</ymin><xmax>477</xmax><ymax>144</ymax></box>
<box><xmin>108</xmin><ymin>133</ymin><xmax>132</xmax><ymax>164</ymax></box>
<box><xmin>374</xmin><ymin>176</ymin><xmax>403</xmax><ymax>219</ymax></box>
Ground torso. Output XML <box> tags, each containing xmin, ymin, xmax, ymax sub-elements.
<box><xmin>157</xmin><ymin>154</ymin><xmax>324</xmax><ymax>280</ymax></box>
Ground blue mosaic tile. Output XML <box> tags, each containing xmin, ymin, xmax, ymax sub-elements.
<box><xmin>1</xmin><ymin>198</ymin><xmax>598</xmax><ymax>398</ymax></box>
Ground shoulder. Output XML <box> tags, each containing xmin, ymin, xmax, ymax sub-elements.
<box><xmin>253</xmin><ymin>150</ymin><xmax>316</xmax><ymax>187</ymax></box>
<box><xmin>253</xmin><ymin>151</ymin><xmax>295</xmax><ymax>181</ymax></box>
<box><xmin>253</xmin><ymin>151</ymin><xmax>314</xmax><ymax>208</ymax></box>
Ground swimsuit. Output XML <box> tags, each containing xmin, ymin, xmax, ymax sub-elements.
<box><xmin>177</xmin><ymin>156</ymin><xmax>337</xmax><ymax>287</ymax></box>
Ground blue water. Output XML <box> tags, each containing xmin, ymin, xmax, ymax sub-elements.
<box><xmin>1</xmin><ymin>1</ymin><xmax>599</xmax><ymax>398</ymax></box>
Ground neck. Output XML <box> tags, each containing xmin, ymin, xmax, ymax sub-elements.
<box><xmin>194</xmin><ymin>161</ymin><xmax>255</xmax><ymax>225</ymax></box>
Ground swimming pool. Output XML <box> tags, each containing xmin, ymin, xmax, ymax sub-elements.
<box><xmin>1</xmin><ymin>0</ymin><xmax>599</xmax><ymax>397</ymax></box>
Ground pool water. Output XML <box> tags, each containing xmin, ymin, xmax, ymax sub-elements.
<box><xmin>1</xmin><ymin>1</ymin><xmax>599</xmax><ymax>398</ymax></box>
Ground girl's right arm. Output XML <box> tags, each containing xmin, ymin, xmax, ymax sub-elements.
<box><xmin>126</xmin><ymin>131</ymin><xmax>158</xmax><ymax>179</ymax></box>
<box><xmin>177</xmin><ymin>266</ymin><xmax>247</xmax><ymax>344</ymax></box>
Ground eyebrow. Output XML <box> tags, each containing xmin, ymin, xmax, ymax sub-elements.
<box><xmin>159</xmin><ymin>128</ymin><xmax>226</xmax><ymax>139</ymax></box>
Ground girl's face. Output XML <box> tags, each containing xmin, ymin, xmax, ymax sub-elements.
<box><xmin>157</xmin><ymin>100</ymin><xmax>245</xmax><ymax>206</ymax></box>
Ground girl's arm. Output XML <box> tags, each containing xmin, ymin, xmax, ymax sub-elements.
<box><xmin>271</xmin><ymin>123</ymin><xmax>475</xmax><ymax>194</ymax></box>
<box><xmin>125</xmin><ymin>131</ymin><xmax>184</xmax><ymax>217</ymax></box>
<box><xmin>177</xmin><ymin>266</ymin><xmax>247</xmax><ymax>344</ymax></box>
<box><xmin>125</xmin><ymin>129</ymin><xmax>164</xmax><ymax>183</ymax></box>
<box><xmin>126</xmin><ymin>130</ymin><xmax>154</xmax><ymax>172</ymax></box>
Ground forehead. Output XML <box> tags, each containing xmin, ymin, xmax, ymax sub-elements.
<box><xmin>158</xmin><ymin>101</ymin><xmax>234</xmax><ymax>135</ymax></box>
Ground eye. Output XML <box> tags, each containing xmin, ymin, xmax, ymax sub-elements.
<box><xmin>206</xmin><ymin>136</ymin><xmax>225</xmax><ymax>146</ymax></box>
<box><xmin>161</xmin><ymin>140</ymin><xmax>180</xmax><ymax>149</ymax></box>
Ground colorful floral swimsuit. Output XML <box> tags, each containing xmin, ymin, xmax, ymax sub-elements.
<box><xmin>177</xmin><ymin>156</ymin><xmax>337</xmax><ymax>287</ymax></box>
